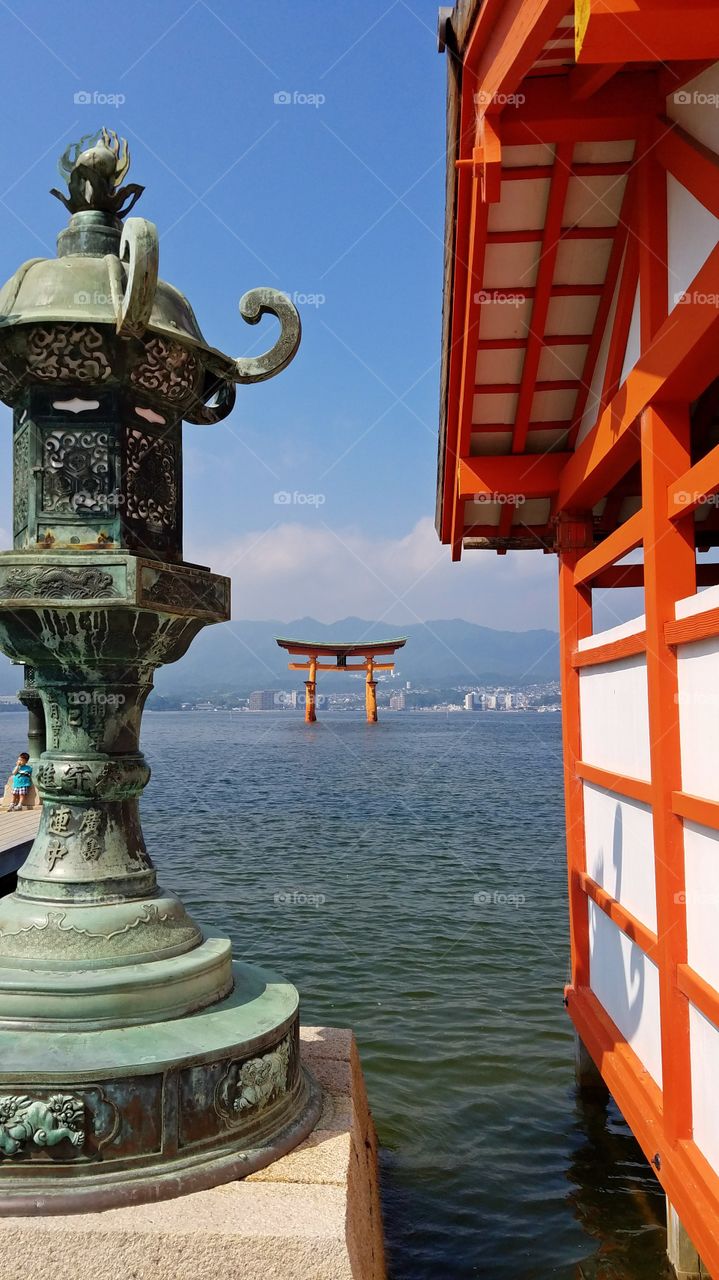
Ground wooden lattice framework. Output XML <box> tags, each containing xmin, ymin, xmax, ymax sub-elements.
<box><xmin>437</xmin><ymin>1</ymin><xmax>719</xmax><ymax>1270</ymax></box>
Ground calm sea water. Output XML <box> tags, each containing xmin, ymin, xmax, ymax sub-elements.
<box><xmin>0</xmin><ymin>710</ymin><xmax>672</xmax><ymax>1279</ymax></box>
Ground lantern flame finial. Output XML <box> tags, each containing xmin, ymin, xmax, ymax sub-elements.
<box><xmin>50</xmin><ymin>128</ymin><xmax>143</xmax><ymax>218</ymax></box>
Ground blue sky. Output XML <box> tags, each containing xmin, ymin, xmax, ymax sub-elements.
<box><xmin>0</xmin><ymin>0</ymin><xmax>562</xmax><ymax>630</ymax></box>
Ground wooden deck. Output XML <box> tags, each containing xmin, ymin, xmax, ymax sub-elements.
<box><xmin>0</xmin><ymin>807</ymin><xmax>40</xmax><ymax>882</ymax></box>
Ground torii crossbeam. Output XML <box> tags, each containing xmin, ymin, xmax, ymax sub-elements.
<box><xmin>275</xmin><ymin>637</ymin><xmax>407</xmax><ymax>723</ymax></box>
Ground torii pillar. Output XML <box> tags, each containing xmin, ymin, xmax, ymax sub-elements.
<box><xmin>305</xmin><ymin>656</ymin><xmax>317</xmax><ymax>723</ymax></box>
<box><xmin>365</xmin><ymin>657</ymin><xmax>378</xmax><ymax>723</ymax></box>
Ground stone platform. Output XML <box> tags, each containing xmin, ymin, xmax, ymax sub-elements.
<box><xmin>0</xmin><ymin>1026</ymin><xmax>386</xmax><ymax>1280</ymax></box>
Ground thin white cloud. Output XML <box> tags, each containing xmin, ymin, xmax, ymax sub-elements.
<box><xmin>194</xmin><ymin>516</ymin><xmax>559</xmax><ymax>630</ymax></box>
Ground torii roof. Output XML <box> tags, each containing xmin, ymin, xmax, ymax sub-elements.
<box><xmin>275</xmin><ymin>637</ymin><xmax>407</xmax><ymax>656</ymax></box>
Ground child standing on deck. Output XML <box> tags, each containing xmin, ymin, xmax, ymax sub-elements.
<box><xmin>8</xmin><ymin>752</ymin><xmax>32</xmax><ymax>811</ymax></box>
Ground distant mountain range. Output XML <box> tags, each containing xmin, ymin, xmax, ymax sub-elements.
<box><xmin>157</xmin><ymin>616</ymin><xmax>559</xmax><ymax>694</ymax></box>
<box><xmin>0</xmin><ymin>616</ymin><xmax>559</xmax><ymax>698</ymax></box>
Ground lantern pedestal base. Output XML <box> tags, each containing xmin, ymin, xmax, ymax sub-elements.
<box><xmin>0</xmin><ymin>960</ymin><xmax>322</xmax><ymax>1215</ymax></box>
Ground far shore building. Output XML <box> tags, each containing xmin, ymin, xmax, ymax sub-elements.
<box><xmin>435</xmin><ymin>2</ymin><xmax>719</xmax><ymax>1275</ymax></box>
<box><xmin>248</xmin><ymin>690</ymin><xmax>277</xmax><ymax>711</ymax></box>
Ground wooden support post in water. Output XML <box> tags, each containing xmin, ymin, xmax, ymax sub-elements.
<box><xmin>305</xmin><ymin>655</ymin><xmax>317</xmax><ymax>723</ymax></box>
<box><xmin>365</xmin><ymin>657</ymin><xmax>377</xmax><ymax>723</ymax></box>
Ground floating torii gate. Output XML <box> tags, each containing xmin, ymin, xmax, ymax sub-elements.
<box><xmin>275</xmin><ymin>637</ymin><xmax>407</xmax><ymax>722</ymax></box>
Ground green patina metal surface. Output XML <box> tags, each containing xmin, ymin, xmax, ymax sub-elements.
<box><xmin>0</xmin><ymin>131</ymin><xmax>320</xmax><ymax>1213</ymax></box>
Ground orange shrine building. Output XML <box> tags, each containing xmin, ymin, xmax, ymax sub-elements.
<box><xmin>436</xmin><ymin>1</ymin><xmax>719</xmax><ymax>1274</ymax></box>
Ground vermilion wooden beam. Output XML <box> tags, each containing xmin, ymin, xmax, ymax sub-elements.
<box><xmin>557</xmin><ymin>243</ymin><xmax>719</xmax><ymax>510</ymax></box>
<box><xmin>574</xmin><ymin>509</ymin><xmax>644</xmax><ymax>585</ymax></box>
<box><xmin>450</xmin><ymin>154</ymin><xmax>489</xmax><ymax>560</ymax></box>
<box><xmin>576</xmin><ymin>760</ymin><xmax>652</xmax><ymax>804</ymax></box>
<box><xmin>655</xmin><ymin>121</ymin><xmax>719</xmax><ymax>223</ymax></box>
<box><xmin>489</xmin><ymin>161</ymin><xmax>630</xmax><ymax>180</ymax></box>
<box><xmin>571</xmin><ymin>628</ymin><xmax>647</xmax><ymax>665</ymax></box>
<box><xmin>569</xmin><ymin>62</ymin><xmax>622</xmax><ymax>100</ymax></box>
<box><xmin>638</xmin><ymin>135</ymin><xmax>668</xmax><ymax>347</ymax></box>
<box><xmin>641</xmin><ymin>403</ymin><xmax>695</xmax><ymax>1144</ymax></box>
<box><xmin>592</xmin><ymin>563</ymin><xmax>643</xmax><ymax>587</ymax></box>
<box><xmin>568</xmin><ymin>177</ymin><xmax>634</xmax><ymax>448</ymax></box>
<box><xmin>476</xmin><ymin>379</ymin><xmax>579</xmax><ymax>394</ymax></box>
<box><xmin>667</xmin><ymin>439</ymin><xmax>719</xmax><ymax>520</ymax></box>
<box><xmin>665</xmin><ymin>605</ymin><xmax>719</xmax><ymax>648</ymax></box>
<box><xmin>472</xmin><ymin>420</ymin><xmax>571</xmax><ymax>434</ymax></box>
<box><xmin>576</xmin><ymin>0</ymin><xmax>719</xmax><ymax>65</ymax></box>
<box><xmin>598</xmin><ymin>219</ymin><xmax>639</xmax><ymax>408</ymax></box>
<box><xmin>466</xmin><ymin>0</ymin><xmax>571</xmax><ymax>130</ymax></box>
<box><xmin>487</xmin><ymin>227</ymin><xmax>615</xmax><ymax>244</ymax></box>
<box><xmin>512</xmin><ymin>143</ymin><xmax>573</xmax><ymax>458</ymax></box>
<box><xmin>457</xmin><ymin>452</ymin><xmax>571</xmax><ymax>500</ymax></box>
<box><xmin>677</xmin><ymin>963</ymin><xmax>719</xmax><ymax>1033</ymax></box>
<box><xmin>672</xmin><ymin>791</ymin><xmax>719</xmax><ymax>833</ymax></box>
<box><xmin>501</xmin><ymin>71</ymin><xmax>662</xmax><ymax>145</ymax></box>
<box><xmin>559</xmin><ymin>524</ymin><xmax>594</xmax><ymax>991</ymax></box>
<box><xmin>578</xmin><ymin>871</ymin><xmax>659</xmax><ymax>960</ymax></box>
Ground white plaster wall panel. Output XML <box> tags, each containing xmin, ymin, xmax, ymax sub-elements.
<box><xmin>512</xmin><ymin>497</ymin><xmax>550</xmax><ymax>526</ymax></box>
<box><xmin>472</xmin><ymin>392</ymin><xmax>518</xmax><ymax>425</ymax></box>
<box><xmin>676</xmin><ymin>583</ymin><xmax>719</xmax><ymax>620</ymax></box>
<box><xmin>573</xmin><ymin>141</ymin><xmax>635</xmax><ymax>164</ymax></box>
<box><xmin>578</xmin><ymin>613</ymin><xmax>645</xmax><ymax>652</ymax></box>
<box><xmin>529</xmin><ymin>388</ymin><xmax>577</xmax><ymax>421</ymax></box>
<box><xmin>619</xmin><ymin>282</ymin><xmax>641</xmax><ymax>387</ymax></box>
<box><xmin>575</xmin><ymin>258</ymin><xmax>621</xmax><ymax>446</ymax></box>
<box><xmin>502</xmin><ymin>143</ymin><xmax>555</xmax><ymax>168</ymax></box>
<box><xmin>475</xmin><ymin>348</ymin><xmax>525</xmax><ymax>385</ymax></box>
<box><xmin>479</xmin><ymin>297</ymin><xmax>532</xmax><ymax>341</ymax></box>
<box><xmin>525</xmin><ymin>429</ymin><xmax>569</xmax><ymax>453</ymax></box>
<box><xmin>666</xmin><ymin>63</ymin><xmax>719</xmax><ymax>154</ymax></box>
<box><xmin>589</xmin><ymin>902</ymin><xmax>663</xmax><ymax>1086</ymax></box>
<box><xmin>488</xmin><ymin>179</ymin><xmax>550</xmax><ymax>233</ymax></box>
<box><xmin>483</xmin><ymin>242</ymin><xmax>541</xmax><ymax>289</ymax></box>
<box><xmin>666</xmin><ymin>175</ymin><xmax>719</xmax><ymax>311</ymax></box>
<box><xmin>554</xmin><ymin>237</ymin><xmax>613</xmax><ymax>286</ymax></box>
<box><xmin>583</xmin><ymin>782</ymin><xmax>656</xmax><ymax>931</ymax></box>
<box><xmin>470</xmin><ymin>431</ymin><xmax>512</xmax><ymax>456</ymax></box>
<box><xmin>537</xmin><ymin>342</ymin><xmax>588</xmax><ymax>382</ymax></box>
<box><xmin>463</xmin><ymin>499</ymin><xmax>500</xmax><ymax>526</ymax></box>
<box><xmin>546</xmin><ymin>294</ymin><xmax>600</xmax><ymax>336</ymax></box>
<box><xmin>684</xmin><ymin>820</ymin><xmax>719</xmax><ymax>991</ymax></box>
<box><xmin>677</xmin><ymin>637</ymin><xmax>719</xmax><ymax>800</ymax></box>
<box><xmin>579</xmin><ymin>655</ymin><xmax>651</xmax><ymax>780</ymax></box>
<box><xmin>563</xmin><ymin>174</ymin><xmax>627</xmax><ymax>228</ymax></box>
<box><xmin>690</xmin><ymin>1003</ymin><xmax>719</xmax><ymax>1175</ymax></box>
